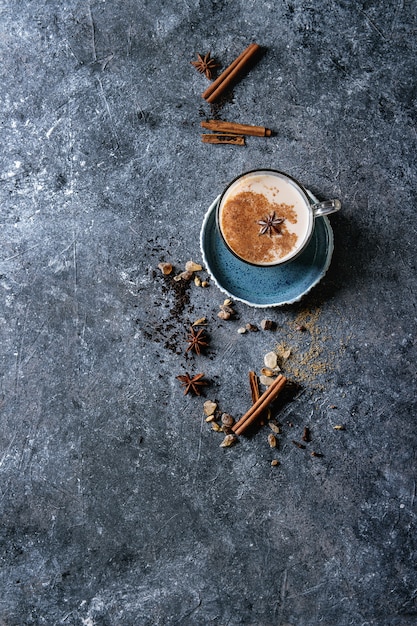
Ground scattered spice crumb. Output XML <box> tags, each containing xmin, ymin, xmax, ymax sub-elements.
<box><xmin>203</xmin><ymin>400</ymin><xmax>217</xmax><ymax>416</ymax></box>
<box><xmin>268</xmin><ymin>433</ymin><xmax>277</xmax><ymax>448</ymax></box>
<box><xmin>302</xmin><ymin>427</ymin><xmax>311</xmax><ymax>442</ymax></box>
<box><xmin>221</xmin><ymin>413</ymin><xmax>235</xmax><ymax>428</ymax></box>
<box><xmin>158</xmin><ymin>262</ymin><xmax>173</xmax><ymax>275</ymax></box>
<box><xmin>218</xmin><ymin>300</ymin><xmax>236</xmax><ymax>319</ymax></box>
<box><xmin>192</xmin><ymin>317</ymin><xmax>207</xmax><ymax>326</ymax></box>
<box><xmin>259</xmin><ymin>375</ymin><xmax>275</xmax><ymax>387</ymax></box>
<box><xmin>220</xmin><ymin>434</ymin><xmax>237</xmax><ymax>448</ymax></box>
<box><xmin>185</xmin><ymin>260</ymin><xmax>203</xmax><ymax>272</ymax></box>
<box><xmin>268</xmin><ymin>422</ymin><xmax>280</xmax><ymax>434</ymax></box>
<box><xmin>261</xmin><ymin>319</ymin><xmax>276</xmax><ymax>331</ymax></box>
<box><xmin>271</xmin><ymin>459</ymin><xmax>280</xmax><ymax>467</ymax></box>
<box><xmin>264</xmin><ymin>351</ymin><xmax>278</xmax><ymax>369</ymax></box>
<box><xmin>174</xmin><ymin>270</ymin><xmax>193</xmax><ymax>281</ymax></box>
<box><xmin>261</xmin><ymin>367</ymin><xmax>276</xmax><ymax>377</ymax></box>
<box><xmin>333</xmin><ymin>424</ymin><xmax>346</xmax><ymax>431</ymax></box>
<box><xmin>292</xmin><ymin>440</ymin><xmax>306</xmax><ymax>449</ymax></box>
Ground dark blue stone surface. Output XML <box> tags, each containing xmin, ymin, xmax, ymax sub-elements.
<box><xmin>0</xmin><ymin>1</ymin><xmax>416</xmax><ymax>624</ymax></box>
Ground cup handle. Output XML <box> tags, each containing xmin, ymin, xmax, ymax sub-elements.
<box><xmin>312</xmin><ymin>199</ymin><xmax>341</xmax><ymax>217</ymax></box>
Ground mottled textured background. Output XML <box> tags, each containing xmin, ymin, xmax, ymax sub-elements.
<box><xmin>0</xmin><ymin>1</ymin><xmax>416</xmax><ymax>624</ymax></box>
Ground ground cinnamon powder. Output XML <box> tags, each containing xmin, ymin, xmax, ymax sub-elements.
<box><xmin>274</xmin><ymin>308</ymin><xmax>344</xmax><ymax>387</ymax></box>
<box><xmin>220</xmin><ymin>191</ymin><xmax>298</xmax><ymax>264</ymax></box>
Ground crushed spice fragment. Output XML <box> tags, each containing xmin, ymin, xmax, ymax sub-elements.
<box><xmin>158</xmin><ymin>262</ymin><xmax>173</xmax><ymax>275</ymax></box>
<box><xmin>302</xmin><ymin>427</ymin><xmax>311</xmax><ymax>442</ymax></box>
<box><xmin>218</xmin><ymin>299</ymin><xmax>236</xmax><ymax>320</ymax></box>
<box><xmin>220</xmin><ymin>434</ymin><xmax>237</xmax><ymax>448</ymax></box>
<box><xmin>259</xmin><ymin>375</ymin><xmax>275</xmax><ymax>387</ymax></box>
<box><xmin>264</xmin><ymin>351</ymin><xmax>278</xmax><ymax>369</ymax></box>
<box><xmin>261</xmin><ymin>319</ymin><xmax>276</xmax><ymax>331</ymax></box>
<box><xmin>185</xmin><ymin>260</ymin><xmax>203</xmax><ymax>272</ymax></box>
<box><xmin>174</xmin><ymin>270</ymin><xmax>193</xmax><ymax>282</ymax></box>
<box><xmin>192</xmin><ymin>317</ymin><xmax>207</xmax><ymax>327</ymax></box>
<box><xmin>221</xmin><ymin>413</ymin><xmax>235</xmax><ymax>428</ymax></box>
<box><xmin>203</xmin><ymin>400</ymin><xmax>217</xmax><ymax>416</ymax></box>
<box><xmin>268</xmin><ymin>433</ymin><xmax>277</xmax><ymax>448</ymax></box>
<box><xmin>261</xmin><ymin>367</ymin><xmax>276</xmax><ymax>377</ymax></box>
<box><xmin>292</xmin><ymin>440</ymin><xmax>306</xmax><ymax>449</ymax></box>
<box><xmin>268</xmin><ymin>421</ymin><xmax>280</xmax><ymax>434</ymax></box>
<box><xmin>220</xmin><ymin>304</ymin><xmax>235</xmax><ymax>315</ymax></box>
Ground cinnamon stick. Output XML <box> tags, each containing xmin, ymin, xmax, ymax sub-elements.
<box><xmin>202</xmin><ymin>43</ymin><xmax>261</xmax><ymax>103</ymax></box>
<box><xmin>201</xmin><ymin>134</ymin><xmax>245</xmax><ymax>146</ymax></box>
<box><xmin>233</xmin><ymin>374</ymin><xmax>287</xmax><ymax>436</ymax></box>
<box><xmin>249</xmin><ymin>370</ymin><xmax>271</xmax><ymax>422</ymax></box>
<box><xmin>249</xmin><ymin>371</ymin><xmax>260</xmax><ymax>404</ymax></box>
<box><xmin>201</xmin><ymin>120</ymin><xmax>272</xmax><ymax>137</ymax></box>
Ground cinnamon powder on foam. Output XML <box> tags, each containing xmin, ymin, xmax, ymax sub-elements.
<box><xmin>220</xmin><ymin>191</ymin><xmax>298</xmax><ymax>264</ymax></box>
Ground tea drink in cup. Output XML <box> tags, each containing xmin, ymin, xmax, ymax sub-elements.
<box><xmin>217</xmin><ymin>170</ymin><xmax>340</xmax><ymax>266</ymax></box>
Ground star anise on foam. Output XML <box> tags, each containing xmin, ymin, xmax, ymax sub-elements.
<box><xmin>190</xmin><ymin>52</ymin><xmax>219</xmax><ymax>79</ymax></box>
<box><xmin>186</xmin><ymin>326</ymin><xmax>209</xmax><ymax>355</ymax></box>
<box><xmin>176</xmin><ymin>372</ymin><xmax>208</xmax><ymax>396</ymax></box>
<box><xmin>257</xmin><ymin>212</ymin><xmax>285</xmax><ymax>236</ymax></box>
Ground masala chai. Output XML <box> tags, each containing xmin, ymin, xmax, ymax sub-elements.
<box><xmin>217</xmin><ymin>170</ymin><xmax>314</xmax><ymax>266</ymax></box>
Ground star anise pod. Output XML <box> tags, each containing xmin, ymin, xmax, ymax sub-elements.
<box><xmin>190</xmin><ymin>52</ymin><xmax>219</xmax><ymax>79</ymax></box>
<box><xmin>257</xmin><ymin>212</ymin><xmax>285</xmax><ymax>236</ymax></box>
<box><xmin>186</xmin><ymin>326</ymin><xmax>209</xmax><ymax>355</ymax></box>
<box><xmin>176</xmin><ymin>372</ymin><xmax>208</xmax><ymax>396</ymax></box>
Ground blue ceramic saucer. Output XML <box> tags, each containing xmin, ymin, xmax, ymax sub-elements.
<box><xmin>200</xmin><ymin>195</ymin><xmax>334</xmax><ymax>307</ymax></box>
